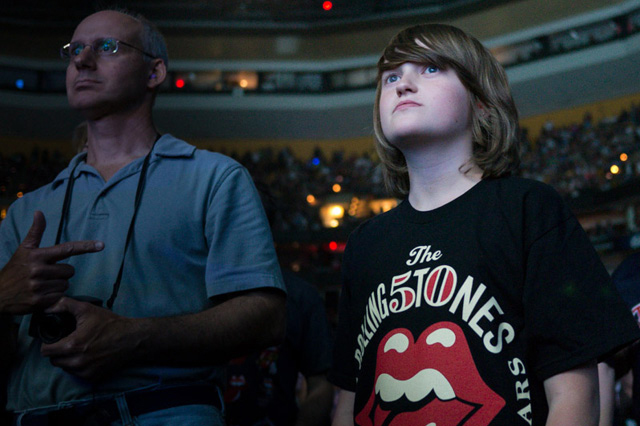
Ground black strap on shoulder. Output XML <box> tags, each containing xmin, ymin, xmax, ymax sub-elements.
<box><xmin>56</xmin><ymin>135</ymin><xmax>161</xmax><ymax>310</ymax></box>
<box><xmin>106</xmin><ymin>138</ymin><xmax>158</xmax><ymax>310</ymax></box>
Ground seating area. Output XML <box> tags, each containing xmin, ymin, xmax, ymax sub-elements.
<box><xmin>1</xmin><ymin>104</ymin><xmax>639</xmax><ymax>233</ymax></box>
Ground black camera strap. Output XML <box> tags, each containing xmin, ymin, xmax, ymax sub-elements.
<box><xmin>56</xmin><ymin>135</ymin><xmax>160</xmax><ymax>310</ymax></box>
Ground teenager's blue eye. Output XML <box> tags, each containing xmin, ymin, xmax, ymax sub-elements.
<box><xmin>384</xmin><ymin>74</ymin><xmax>400</xmax><ymax>84</ymax></box>
<box><xmin>424</xmin><ymin>65</ymin><xmax>439</xmax><ymax>74</ymax></box>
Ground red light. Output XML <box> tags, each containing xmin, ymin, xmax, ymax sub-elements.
<box><xmin>175</xmin><ymin>79</ymin><xmax>185</xmax><ymax>89</ymax></box>
<box><xmin>322</xmin><ymin>1</ymin><xmax>333</xmax><ymax>11</ymax></box>
<box><xmin>329</xmin><ymin>241</ymin><xmax>338</xmax><ymax>251</ymax></box>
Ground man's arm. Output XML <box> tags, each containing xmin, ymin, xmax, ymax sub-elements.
<box><xmin>332</xmin><ymin>389</ymin><xmax>355</xmax><ymax>426</ymax></box>
<box><xmin>295</xmin><ymin>374</ymin><xmax>334</xmax><ymax>426</ymax></box>
<box><xmin>40</xmin><ymin>288</ymin><xmax>286</xmax><ymax>381</ymax></box>
<box><xmin>543</xmin><ymin>361</ymin><xmax>599</xmax><ymax>426</ymax></box>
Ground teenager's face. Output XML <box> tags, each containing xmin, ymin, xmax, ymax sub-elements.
<box><xmin>66</xmin><ymin>11</ymin><xmax>151</xmax><ymax>119</ymax></box>
<box><xmin>378</xmin><ymin>61</ymin><xmax>473</xmax><ymax>148</ymax></box>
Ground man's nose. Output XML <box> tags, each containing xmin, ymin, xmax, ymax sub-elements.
<box><xmin>72</xmin><ymin>46</ymin><xmax>97</xmax><ymax>68</ymax></box>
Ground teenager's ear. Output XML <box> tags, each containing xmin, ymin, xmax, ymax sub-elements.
<box><xmin>475</xmin><ymin>100</ymin><xmax>489</xmax><ymax>118</ymax></box>
<box><xmin>147</xmin><ymin>59</ymin><xmax>167</xmax><ymax>89</ymax></box>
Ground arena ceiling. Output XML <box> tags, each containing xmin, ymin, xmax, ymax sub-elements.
<box><xmin>0</xmin><ymin>0</ymin><xmax>638</xmax><ymax>142</ymax></box>
<box><xmin>2</xmin><ymin>0</ymin><xmax>513</xmax><ymax>32</ymax></box>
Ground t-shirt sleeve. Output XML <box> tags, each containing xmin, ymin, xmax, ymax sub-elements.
<box><xmin>203</xmin><ymin>165</ymin><xmax>284</xmax><ymax>297</ymax></box>
<box><xmin>522</xmin><ymin>185</ymin><xmax>640</xmax><ymax>381</ymax></box>
<box><xmin>328</xmin><ymin>235</ymin><xmax>359</xmax><ymax>391</ymax></box>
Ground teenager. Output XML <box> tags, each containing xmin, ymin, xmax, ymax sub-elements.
<box><xmin>329</xmin><ymin>23</ymin><xmax>639</xmax><ymax>426</ymax></box>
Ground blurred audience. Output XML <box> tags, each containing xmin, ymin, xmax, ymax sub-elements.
<box><xmin>1</xmin><ymin>104</ymin><xmax>640</xmax><ymax>234</ymax></box>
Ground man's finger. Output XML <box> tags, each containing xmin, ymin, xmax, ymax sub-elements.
<box><xmin>20</xmin><ymin>211</ymin><xmax>47</xmax><ymax>250</ymax></box>
<box><xmin>44</xmin><ymin>296</ymin><xmax>78</xmax><ymax>314</ymax></box>
<box><xmin>31</xmin><ymin>287</ymin><xmax>69</xmax><ymax>310</ymax></box>
<box><xmin>30</xmin><ymin>263</ymin><xmax>76</xmax><ymax>280</ymax></box>
<box><xmin>40</xmin><ymin>240</ymin><xmax>105</xmax><ymax>263</ymax></box>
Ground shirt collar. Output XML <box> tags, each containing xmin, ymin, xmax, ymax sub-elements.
<box><xmin>52</xmin><ymin>134</ymin><xmax>195</xmax><ymax>187</ymax></box>
<box><xmin>153</xmin><ymin>134</ymin><xmax>196</xmax><ymax>158</ymax></box>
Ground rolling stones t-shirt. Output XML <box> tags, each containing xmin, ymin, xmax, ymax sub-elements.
<box><xmin>329</xmin><ymin>177</ymin><xmax>639</xmax><ymax>426</ymax></box>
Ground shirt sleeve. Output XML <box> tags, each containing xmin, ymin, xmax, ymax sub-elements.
<box><xmin>0</xmin><ymin>199</ymin><xmax>27</xmax><ymax>269</ymax></box>
<box><xmin>203</xmin><ymin>165</ymin><xmax>284</xmax><ymax>297</ymax></box>
<box><xmin>522</xmin><ymin>186</ymin><xmax>640</xmax><ymax>381</ymax></box>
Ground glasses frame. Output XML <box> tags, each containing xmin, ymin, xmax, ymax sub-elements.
<box><xmin>60</xmin><ymin>38</ymin><xmax>156</xmax><ymax>60</ymax></box>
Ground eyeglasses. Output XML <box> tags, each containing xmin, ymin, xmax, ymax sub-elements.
<box><xmin>60</xmin><ymin>38</ymin><xmax>156</xmax><ymax>60</ymax></box>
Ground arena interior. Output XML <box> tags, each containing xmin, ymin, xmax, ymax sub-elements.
<box><xmin>2</xmin><ymin>0</ymin><xmax>640</xmax><ymax>322</ymax></box>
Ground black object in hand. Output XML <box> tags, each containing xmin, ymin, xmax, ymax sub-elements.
<box><xmin>28</xmin><ymin>296</ymin><xmax>103</xmax><ymax>344</ymax></box>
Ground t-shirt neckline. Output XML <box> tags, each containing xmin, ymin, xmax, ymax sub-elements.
<box><xmin>398</xmin><ymin>178</ymin><xmax>489</xmax><ymax>224</ymax></box>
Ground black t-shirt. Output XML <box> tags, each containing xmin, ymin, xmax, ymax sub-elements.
<box><xmin>329</xmin><ymin>177</ymin><xmax>639</xmax><ymax>426</ymax></box>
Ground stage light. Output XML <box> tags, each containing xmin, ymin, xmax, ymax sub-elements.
<box><xmin>332</xmin><ymin>184</ymin><xmax>341</xmax><ymax>193</ymax></box>
<box><xmin>620</xmin><ymin>153</ymin><xmax>628</xmax><ymax>162</ymax></box>
<box><xmin>329</xmin><ymin>205</ymin><xmax>344</xmax><ymax>218</ymax></box>
<box><xmin>175</xmin><ymin>78</ymin><xmax>185</xmax><ymax>89</ymax></box>
<box><xmin>306</xmin><ymin>194</ymin><xmax>316</xmax><ymax>204</ymax></box>
<box><xmin>15</xmin><ymin>79</ymin><xmax>25</xmax><ymax>90</ymax></box>
<box><xmin>323</xmin><ymin>1</ymin><xmax>333</xmax><ymax>11</ymax></box>
<box><xmin>610</xmin><ymin>164</ymin><xmax>620</xmax><ymax>174</ymax></box>
<box><xmin>329</xmin><ymin>241</ymin><xmax>338</xmax><ymax>251</ymax></box>
<box><xmin>320</xmin><ymin>203</ymin><xmax>347</xmax><ymax>228</ymax></box>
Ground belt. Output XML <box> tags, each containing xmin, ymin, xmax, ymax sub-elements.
<box><xmin>14</xmin><ymin>385</ymin><xmax>222</xmax><ymax>426</ymax></box>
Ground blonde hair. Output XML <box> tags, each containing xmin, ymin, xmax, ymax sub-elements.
<box><xmin>373</xmin><ymin>23</ymin><xmax>520</xmax><ymax>198</ymax></box>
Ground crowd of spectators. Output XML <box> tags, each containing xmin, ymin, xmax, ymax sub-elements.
<box><xmin>0</xmin><ymin>147</ymin><xmax>67</xmax><ymax>207</ymax></box>
<box><xmin>1</xmin><ymin>104</ymin><xmax>640</xmax><ymax>233</ymax></box>
<box><xmin>520</xmin><ymin>105</ymin><xmax>640</xmax><ymax>199</ymax></box>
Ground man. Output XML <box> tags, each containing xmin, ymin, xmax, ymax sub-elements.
<box><xmin>0</xmin><ymin>9</ymin><xmax>286</xmax><ymax>426</ymax></box>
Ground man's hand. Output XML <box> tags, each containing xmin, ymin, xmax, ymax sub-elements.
<box><xmin>40</xmin><ymin>297</ymin><xmax>134</xmax><ymax>381</ymax></box>
<box><xmin>41</xmin><ymin>288</ymin><xmax>286</xmax><ymax>382</ymax></box>
<box><xmin>0</xmin><ymin>211</ymin><xmax>104</xmax><ymax>315</ymax></box>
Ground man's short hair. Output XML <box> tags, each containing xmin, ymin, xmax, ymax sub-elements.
<box><xmin>106</xmin><ymin>7</ymin><xmax>169</xmax><ymax>69</ymax></box>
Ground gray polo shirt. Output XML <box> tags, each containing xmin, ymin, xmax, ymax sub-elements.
<box><xmin>0</xmin><ymin>134</ymin><xmax>284</xmax><ymax>411</ymax></box>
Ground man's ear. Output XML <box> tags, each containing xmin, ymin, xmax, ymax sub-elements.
<box><xmin>147</xmin><ymin>59</ymin><xmax>167</xmax><ymax>89</ymax></box>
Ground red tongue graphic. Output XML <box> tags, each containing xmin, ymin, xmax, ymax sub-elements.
<box><xmin>356</xmin><ymin>323</ymin><xmax>505</xmax><ymax>426</ymax></box>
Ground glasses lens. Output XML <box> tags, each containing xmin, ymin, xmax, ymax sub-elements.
<box><xmin>60</xmin><ymin>44</ymin><xmax>71</xmax><ymax>59</ymax></box>
<box><xmin>94</xmin><ymin>38</ymin><xmax>118</xmax><ymax>55</ymax></box>
<box><xmin>70</xmin><ymin>42</ymin><xmax>86</xmax><ymax>57</ymax></box>
<box><xmin>60</xmin><ymin>42</ymin><xmax>83</xmax><ymax>59</ymax></box>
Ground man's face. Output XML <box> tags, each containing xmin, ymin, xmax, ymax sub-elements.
<box><xmin>65</xmin><ymin>11</ymin><xmax>151</xmax><ymax>119</ymax></box>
